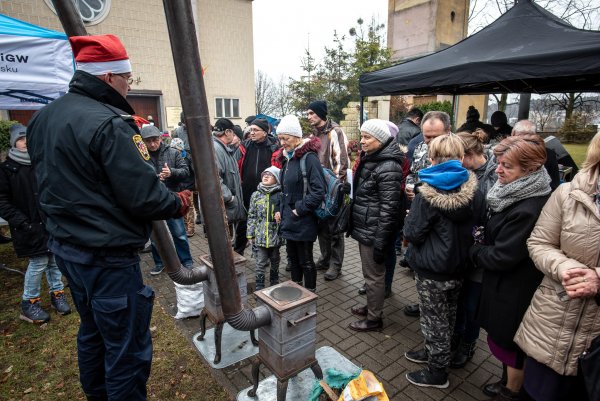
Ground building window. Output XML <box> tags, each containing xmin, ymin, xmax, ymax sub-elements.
<box><xmin>215</xmin><ymin>98</ymin><xmax>240</xmax><ymax>118</ymax></box>
<box><xmin>45</xmin><ymin>0</ymin><xmax>111</xmax><ymax>26</ymax></box>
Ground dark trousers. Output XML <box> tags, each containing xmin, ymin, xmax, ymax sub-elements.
<box><xmin>316</xmin><ymin>220</ymin><xmax>344</xmax><ymax>270</ymax></box>
<box><xmin>234</xmin><ymin>220</ymin><xmax>248</xmax><ymax>255</ymax></box>
<box><xmin>384</xmin><ymin>243</ymin><xmax>396</xmax><ymax>289</ymax></box>
<box><xmin>255</xmin><ymin>246</ymin><xmax>281</xmax><ymax>290</ymax></box>
<box><xmin>453</xmin><ymin>279</ymin><xmax>482</xmax><ymax>343</ymax></box>
<box><xmin>286</xmin><ymin>240</ymin><xmax>317</xmax><ymax>291</ymax></box>
<box><xmin>523</xmin><ymin>356</ymin><xmax>589</xmax><ymax>401</ymax></box>
<box><xmin>55</xmin><ymin>256</ymin><xmax>153</xmax><ymax>401</ymax></box>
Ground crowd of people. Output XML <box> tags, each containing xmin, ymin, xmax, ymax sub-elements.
<box><xmin>0</xmin><ymin>33</ymin><xmax>598</xmax><ymax>401</ymax></box>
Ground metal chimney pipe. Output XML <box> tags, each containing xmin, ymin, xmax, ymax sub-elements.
<box><xmin>51</xmin><ymin>0</ymin><xmax>86</xmax><ymax>37</ymax></box>
<box><xmin>51</xmin><ymin>0</ymin><xmax>207</xmax><ymax>286</ymax></box>
<box><xmin>162</xmin><ymin>0</ymin><xmax>270</xmax><ymax>329</ymax></box>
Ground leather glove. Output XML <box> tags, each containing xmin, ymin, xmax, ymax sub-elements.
<box><xmin>373</xmin><ymin>248</ymin><xmax>385</xmax><ymax>264</ymax></box>
<box><xmin>175</xmin><ymin>190</ymin><xmax>192</xmax><ymax>217</ymax></box>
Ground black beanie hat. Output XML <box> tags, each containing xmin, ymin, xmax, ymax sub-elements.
<box><xmin>250</xmin><ymin>118</ymin><xmax>269</xmax><ymax>133</ymax></box>
<box><xmin>213</xmin><ymin>118</ymin><xmax>234</xmax><ymax>132</ymax></box>
<box><xmin>245</xmin><ymin>115</ymin><xmax>256</xmax><ymax>125</ymax></box>
<box><xmin>466</xmin><ymin>106</ymin><xmax>480</xmax><ymax>122</ymax></box>
<box><xmin>307</xmin><ymin>100</ymin><xmax>327</xmax><ymax>121</ymax></box>
<box><xmin>491</xmin><ymin>110</ymin><xmax>508</xmax><ymax>127</ymax></box>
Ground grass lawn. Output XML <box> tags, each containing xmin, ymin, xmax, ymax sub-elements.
<box><xmin>563</xmin><ymin>143</ymin><xmax>589</xmax><ymax>168</ymax></box>
<box><xmin>0</xmin><ymin>242</ymin><xmax>231</xmax><ymax>401</ymax></box>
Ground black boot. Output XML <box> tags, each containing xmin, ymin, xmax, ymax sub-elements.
<box><xmin>483</xmin><ymin>364</ymin><xmax>507</xmax><ymax>396</ymax></box>
<box><xmin>450</xmin><ymin>340</ymin><xmax>476</xmax><ymax>368</ymax></box>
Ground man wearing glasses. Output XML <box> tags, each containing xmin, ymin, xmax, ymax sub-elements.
<box><xmin>234</xmin><ymin>118</ymin><xmax>280</xmax><ymax>255</ymax></box>
<box><xmin>27</xmin><ymin>35</ymin><xmax>189</xmax><ymax>401</ymax></box>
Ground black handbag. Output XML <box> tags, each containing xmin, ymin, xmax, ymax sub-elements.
<box><xmin>330</xmin><ymin>199</ymin><xmax>351</xmax><ymax>235</ymax></box>
<box><xmin>579</xmin><ymin>334</ymin><xmax>600</xmax><ymax>401</ymax></box>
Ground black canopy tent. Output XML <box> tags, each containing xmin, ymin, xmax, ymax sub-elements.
<box><xmin>359</xmin><ymin>0</ymin><xmax>600</xmax><ymax>97</ymax></box>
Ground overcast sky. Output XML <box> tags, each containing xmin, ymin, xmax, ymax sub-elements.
<box><xmin>252</xmin><ymin>0</ymin><xmax>387</xmax><ymax>82</ymax></box>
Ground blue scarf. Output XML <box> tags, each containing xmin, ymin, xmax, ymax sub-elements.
<box><xmin>418</xmin><ymin>159</ymin><xmax>469</xmax><ymax>191</ymax></box>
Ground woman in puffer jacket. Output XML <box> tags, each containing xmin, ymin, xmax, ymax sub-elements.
<box><xmin>514</xmin><ymin>132</ymin><xmax>600</xmax><ymax>401</ymax></box>
<box><xmin>348</xmin><ymin>119</ymin><xmax>404</xmax><ymax>332</ymax></box>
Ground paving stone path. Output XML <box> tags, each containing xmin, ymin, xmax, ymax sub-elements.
<box><xmin>141</xmin><ymin>231</ymin><xmax>501</xmax><ymax>401</ymax></box>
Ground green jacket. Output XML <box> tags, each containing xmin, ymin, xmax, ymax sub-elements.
<box><xmin>246</xmin><ymin>185</ymin><xmax>283</xmax><ymax>248</ymax></box>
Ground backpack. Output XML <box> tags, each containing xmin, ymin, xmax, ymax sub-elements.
<box><xmin>299</xmin><ymin>153</ymin><xmax>345</xmax><ymax>220</ymax></box>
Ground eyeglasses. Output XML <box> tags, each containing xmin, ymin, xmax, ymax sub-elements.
<box><xmin>250</xmin><ymin>128</ymin><xmax>264</xmax><ymax>133</ymax></box>
<box><xmin>115</xmin><ymin>73</ymin><xmax>134</xmax><ymax>85</ymax></box>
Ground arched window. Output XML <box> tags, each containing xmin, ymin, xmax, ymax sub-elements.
<box><xmin>45</xmin><ymin>0</ymin><xmax>111</xmax><ymax>26</ymax></box>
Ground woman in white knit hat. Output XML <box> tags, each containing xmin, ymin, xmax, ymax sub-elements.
<box><xmin>348</xmin><ymin>119</ymin><xmax>405</xmax><ymax>331</ymax></box>
<box><xmin>275</xmin><ymin>115</ymin><xmax>326</xmax><ymax>292</ymax></box>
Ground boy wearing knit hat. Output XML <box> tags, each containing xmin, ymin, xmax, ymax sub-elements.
<box><xmin>0</xmin><ymin>124</ymin><xmax>72</xmax><ymax>325</ymax></box>
<box><xmin>246</xmin><ymin>166</ymin><xmax>283</xmax><ymax>290</ymax></box>
<box><xmin>26</xmin><ymin>34</ymin><xmax>189</xmax><ymax>401</ymax></box>
<box><xmin>306</xmin><ymin>100</ymin><xmax>349</xmax><ymax>281</ymax></box>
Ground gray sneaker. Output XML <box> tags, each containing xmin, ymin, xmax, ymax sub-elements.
<box><xmin>150</xmin><ymin>265</ymin><xmax>165</xmax><ymax>275</ymax></box>
<box><xmin>50</xmin><ymin>290</ymin><xmax>72</xmax><ymax>315</ymax></box>
<box><xmin>324</xmin><ymin>266</ymin><xmax>341</xmax><ymax>281</ymax></box>
<box><xmin>20</xmin><ymin>298</ymin><xmax>50</xmax><ymax>324</ymax></box>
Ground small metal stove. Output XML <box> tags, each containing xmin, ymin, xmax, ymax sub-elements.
<box><xmin>196</xmin><ymin>253</ymin><xmax>258</xmax><ymax>363</ymax></box>
<box><xmin>248</xmin><ymin>281</ymin><xmax>322</xmax><ymax>401</ymax></box>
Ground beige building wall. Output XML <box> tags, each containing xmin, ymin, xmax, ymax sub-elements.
<box><xmin>388</xmin><ymin>0</ymin><xmax>468</xmax><ymax>62</ymax></box>
<box><xmin>0</xmin><ymin>0</ymin><xmax>255</xmax><ymax>129</ymax></box>
<box><xmin>386</xmin><ymin>0</ymin><xmax>486</xmax><ymax>127</ymax></box>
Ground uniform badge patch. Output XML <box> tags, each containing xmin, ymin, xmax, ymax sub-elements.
<box><xmin>133</xmin><ymin>134</ymin><xmax>150</xmax><ymax>160</ymax></box>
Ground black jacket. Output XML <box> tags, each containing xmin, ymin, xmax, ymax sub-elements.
<box><xmin>148</xmin><ymin>143</ymin><xmax>189</xmax><ymax>191</ymax></box>
<box><xmin>278</xmin><ymin>137</ymin><xmax>326</xmax><ymax>242</ymax></box>
<box><xmin>470</xmin><ymin>195</ymin><xmax>549</xmax><ymax>350</ymax></box>
<box><xmin>0</xmin><ymin>157</ymin><xmax>48</xmax><ymax>257</ymax></box>
<box><xmin>350</xmin><ymin>139</ymin><xmax>405</xmax><ymax>250</ymax></box>
<box><xmin>26</xmin><ymin>70</ymin><xmax>181</xmax><ymax>252</ymax></box>
<box><xmin>404</xmin><ymin>173</ymin><xmax>479</xmax><ymax>281</ymax></box>
<box><xmin>396</xmin><ymin>118</ymin><xmax>421</xmax><ymax>146</ymax></box>
<box><xmin>239</xmin><ymin>136</ymin><xmax>279</xmax><ymax>208</ymax></box>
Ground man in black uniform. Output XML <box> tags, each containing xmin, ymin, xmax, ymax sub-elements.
<box><xmin>26</xmin><ymin>34</ymin><xmax>188</xmax><ymax>401</ymax></box>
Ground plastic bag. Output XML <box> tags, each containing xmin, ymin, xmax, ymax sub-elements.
<box><xmin>174</xmin><ymin>282</ymin><xmax>204</xmax><ymax>319</ymax></box>
<box><xmin>338</xmin><ymin>370</ymin><xmax>389</xmax><ymax>401</ymax></box>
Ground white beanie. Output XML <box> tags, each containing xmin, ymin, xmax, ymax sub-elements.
<box><xmin>360</xmin><ymin>119</ymin><xmax>391</xmax><ymax>144</ymax></box>
<box><xmin>276</xmin><ymin>115</ymin><xmax>302</xmax><ymax>138</ymax></box>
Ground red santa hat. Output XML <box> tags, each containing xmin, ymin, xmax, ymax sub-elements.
<box><xmin>69</xmin><ymin>34</ymin><xmax>132</xmax><ymax>75</ymax></box>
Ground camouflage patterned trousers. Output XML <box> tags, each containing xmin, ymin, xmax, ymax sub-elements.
<box><xmin>415</xmin><ymin>274</ymin><xmax>462</xmax><ymax>370</ymax></box>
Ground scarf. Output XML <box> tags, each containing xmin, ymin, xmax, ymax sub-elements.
<box><xmin>258</xmin><ymin>183</ymin><xmax>281</xmax><ymax>194</ymax></box>
<box><xmin>486</xmin><ymin>167</ymin><xmax>551</xmax><ymax>213</ymax></box>
<box><xmin>418</xmin><ymin>159</ymin><xmax>470</xmax><ymax>191</ymax></box>
<box><xmin>8</xmin><ymin>148</ymin><xmax>31</xmax><ymax>165</ymax></box>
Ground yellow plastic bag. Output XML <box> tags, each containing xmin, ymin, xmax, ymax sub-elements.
<box><xmin>337</xmin><ymin>370</ymin><xmax>389</xmax><ymax>401</ymax></box>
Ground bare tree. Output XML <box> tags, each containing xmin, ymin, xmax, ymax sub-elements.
<box><xmin>469</xmin><ymin>0</ymin><xmax>600</xmax><ymax>33</ymax></box>
<box><xmin>255</xmin><ymin>70</ymin><xmax>278</xmax><ymax>116</ymax></box>
<box><xmin>530</xmin><ymin>95</ymin><xmax>561</xmax><ymax>130</ymax></box>
<box><xmin>549</xmin><ymin>92</ymin><xmax>600</xmax><ymax>120</ymax></box>
<box><xmin>273</xmin><ymin>75</ymin><xmax>293</xmax><ymax>117</ymax></box>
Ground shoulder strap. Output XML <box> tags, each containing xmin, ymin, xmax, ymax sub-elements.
<box><xmin>300</xmin><ymin>153</ymin><xmax>308</xmax><ymax>196</ymax></box>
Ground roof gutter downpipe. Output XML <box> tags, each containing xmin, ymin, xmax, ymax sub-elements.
<box><xmin>161</xmin><ymin>0</ymin><xmax>270</xmax><ymax>330</ymax></box>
